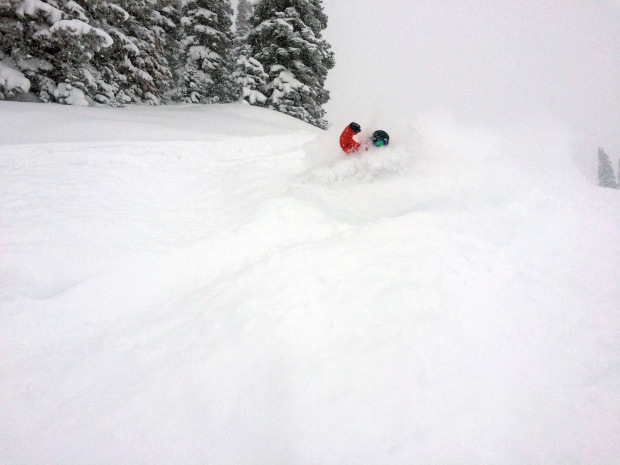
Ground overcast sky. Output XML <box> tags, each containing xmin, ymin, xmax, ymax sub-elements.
<box><xmin>321</xmin><ymin>0</ymin><xmax>620</xmax><ymax>159</ymax></box>
<box><xmin>232</xmin><ymin>1</ymin><xmax>619</xmax><ymax>159</ymax></box>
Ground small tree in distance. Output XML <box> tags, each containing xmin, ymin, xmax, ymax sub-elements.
<box><xmin>235</xmin><ymin>0</ymin><xmax>253</xmax><ymax>42</ymax></box>
<box><xmin>598</xmin><ymin>147</ymin><xmax>619</xmax><ymax>189</ymax></box>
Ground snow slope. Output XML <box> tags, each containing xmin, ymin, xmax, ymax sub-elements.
<box><xmin>1</xmin><ymin>101</ymin><xmax>619</xmax><ymax>465</ymax></box>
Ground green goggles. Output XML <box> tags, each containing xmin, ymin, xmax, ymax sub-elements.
<box><xmin>373</xmin><ymin>139</ymin><xmax>386</xmax><ymax>147</ymax></box>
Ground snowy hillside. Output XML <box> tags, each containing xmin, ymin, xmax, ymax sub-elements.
<box><xmin>1</xmin><ymin>101</ymin><xmax>619</xmax><ymax>464</ymax></box>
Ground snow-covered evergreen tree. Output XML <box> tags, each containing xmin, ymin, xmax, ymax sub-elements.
<box><xmin>94</xmin><ymin>0</ymin><xmax>172</xmax><ymax>105</ymax></box>
<box><xmin>0</xmin><ymin>0</ymin><xmax>112</xmax><ymax>104</ymax></box>
<box><xmin>234</xmin><ymin>0</ymin><xmax>253</xmax><ymax>43</ymax></box>
<box><xmin>232</xmin><ymin>0</ymin><xmax>267</xmax><ymax>105</ymax></box>
<box><xmin>178</xmin><ymin>0</ymin><xmax>238</xmax><ymax>103</ymax></box>
<box><xmin>248</xmin><ymin>0</ymin><xmax>334</xmax><ymax>128</ymax></box>
<box><xmin>43</xmin><ymin>1</ymin><xmax>115</xmax><ymax>105</ymax></box>
<box><xmin>232</xmin><ymin>53</ymin><xmax>268</xmax><ymax>105</ymax></box>
<box><xmin>0</xmin><ymin>1</ymin><xmax>33</xmax><ymax>99</ymax></box>
<box><xmin>598</xmin><ymin>147</ymin><xmax>618</xmax><ymax>189</ymax></box>
<box><xmin>153</xmin><ymin>0</ymin><xmax>183</xmax><ymax>101</ymax></box>
<box><xmin>67</xmin><ymin>1</ymin><xmax>130</xmax><ymax>105</ymax></box>
<box><xmin>0</xmin><ymin>0</ymin><xmax>179</xmax><ymax>106</ymax></box>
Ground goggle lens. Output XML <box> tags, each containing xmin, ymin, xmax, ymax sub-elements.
<box><xmin>374</xmin><ymin>139</ymin><xmax>385</xmax><ymax>147</ymax></box>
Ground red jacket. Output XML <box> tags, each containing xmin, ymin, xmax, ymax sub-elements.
<box><xmin>339</xmin><ymin>126</ymin><xmax>361</xmax><ymax>153</ymax></box>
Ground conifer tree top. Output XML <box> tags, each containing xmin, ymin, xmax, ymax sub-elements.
<box><xmin>252</xmin><ymin>0</ymin><xmax>328</xmax><ymax>36</ymax></box>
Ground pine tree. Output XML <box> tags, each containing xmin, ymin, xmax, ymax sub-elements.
<box><xmin>598</xmin><ymin>147</ymin><xmax>619</xmax><ymax>189</ymax></box>
<box><xmin>0</xmin><ymin>0</ymin><xmax>113</xmax><ymax>104</ymax></box>
<box><xmin>0</xmin><ymin>0</ymin><xmax>33</xmax><ymax>99</ymax></box>
<box><xmin>101</xmin><ymin>0</ymin><xmax>172</xmax><ymax>105</ymax></box>
<box><xmin>46</xmin><ymin>0</ymin><xmax>174</xmax><ymax>106</ymax></box>
<box><xmin>45</xmin><ymin>1</ymin><xmax>115</xmax><ymax>105</ymax></box>
<box><xmin>248</xmin><ymin>0</ymin><xmax>334</xmax><ymax>128</ymax></box>
<box><xmin>232</xmin><ymin>0</ymin><xmax>268</xmax><ymax>105</ymax></box>
<box><xmin>233</xmin><ymin>53</ymin><xmax>268</xmax><ymax>105</ymax></box>
<box><xmin>153</xmin><ymin>0</ymin><xmax>183</xmax><ymax>101</ymax></box>
<box><xmin>74</xmin><ymin>1</ymin><xmax>133</xmax><ymax>105</ymax></box>
<box><xmin>1</xmin><ymin>0</ymin><xmax>179</xmax><ymax>106</ymax></box>
<box><xmin>178</xmin><ymin>0</ymin><xmax>238</xmax><ymax>103</ymax></box>
<box><xmin>234</xmin><ymin>0</ymin><xmax>253</xmax><ymax>44</ymax></box>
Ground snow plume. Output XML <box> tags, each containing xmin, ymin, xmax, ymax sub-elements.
<box><xmin>299</xmin><ymin>143</ymin><xmax>414</xmax><ymax>186</ymax></box>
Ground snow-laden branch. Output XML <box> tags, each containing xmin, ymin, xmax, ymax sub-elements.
<box><xmin>189</xmin><ymin>46</ymin><xmax>220</xmax><ymax>63</ymax></box>
<box><xmin>0</xmin><ymin>62</ymin><xmax>31</xmax><ymax>96</ymax></box>
<box><xmin>15</xmin><ymin>0</ymin><xmax>64</xmax><ymax>24</ymax></box>
<box><xmin>50</xmin><ymin>20</ymin><xmax>114</xmax><ymax>48</ymax></box>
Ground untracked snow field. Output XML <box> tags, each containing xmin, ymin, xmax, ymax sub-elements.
<box><xmin>1</xmin><ymin>102</ymin><xmax>619</xmax><ymax>464</ymax></box>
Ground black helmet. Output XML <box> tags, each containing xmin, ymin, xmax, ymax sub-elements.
<box><xmin>371</xmin><ymin>130</ymin><xmax>389</xmax><ymax>147</ymax></box>
<box><xmin>349</xmin><ymin>122</ymin><xmax>361</xmax><ymax>134</ymax></box>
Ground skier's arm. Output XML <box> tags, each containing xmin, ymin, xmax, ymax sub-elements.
<box><xmin>339</xmin><ymin>122</ymin><xmax>362</xmax><ymax>153</ymax></box>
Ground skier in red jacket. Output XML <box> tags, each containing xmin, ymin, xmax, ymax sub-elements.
<box><xmin>339</xmin><ymin>122</ymin><xmax>389</xmax><ymax>154</ymax></box>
